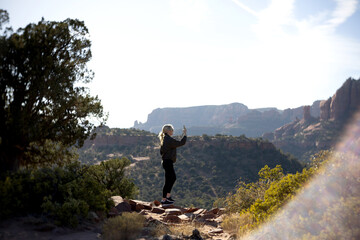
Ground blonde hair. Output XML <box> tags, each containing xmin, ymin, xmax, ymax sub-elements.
<box><xmin>158</xmin><ymin>124</ymin><xmax>174</xmax><ymax>145</ymax></box>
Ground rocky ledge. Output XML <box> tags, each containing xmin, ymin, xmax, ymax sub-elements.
<box><xmin>110</xmin><ymin>196</ymin><xmax>231</xmax><ymax>240</ymax></box>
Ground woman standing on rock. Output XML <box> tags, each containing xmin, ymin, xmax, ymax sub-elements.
<box><xmin>158</xmin><ymin>124</ymin><xmax>187</xmax><ymax>206</ymax></box>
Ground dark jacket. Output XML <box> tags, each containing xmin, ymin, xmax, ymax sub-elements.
<box><xmin>160</xmin><ymin>133</ymin><xmax>187</xmax><ymax>163</ymax></box>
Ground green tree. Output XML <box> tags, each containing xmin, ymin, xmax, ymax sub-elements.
<box><xmin>87</xmin><ymin>158</ymin><xmax>138</xmax><ymax>198</ymax></box>
<box><xmin>0</xmin><ymin>12</ymin><xmax>106</xmax><ymax>172</ymax></box>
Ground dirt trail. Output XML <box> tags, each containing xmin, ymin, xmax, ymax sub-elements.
<box><xmin>0</xmin><ymin>217</ymin><xmax>101</xmax><ymax>240</ymax></box>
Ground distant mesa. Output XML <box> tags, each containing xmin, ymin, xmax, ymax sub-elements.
<box><xmin>133</xmin><ymin>77</ymin><xmax>360</xmax><ymax>162</ymax></box>
<box><xmin>133</xmin><ymin>102</ymin><xmax>321</xmax><ymax>137</ymax></box>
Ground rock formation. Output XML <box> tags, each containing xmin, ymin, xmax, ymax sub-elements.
<box><xmin>320</xmin><ymin>78</ymin><xmax>360</xmax><ymax>121</ymax></box>
<box><xmin>265</xmin><ymin>78</ymin><xmax>360</xmax><ymax>161</ymax></box>
<box><xmin>320</xmin><ymin>98</ymin><xmax>331</xmax><ymax>121</ymax></box>
<box><xmin>303</xmin><ymin>106</ymin><xmax>311</xmax><ymax>122</ymax></box>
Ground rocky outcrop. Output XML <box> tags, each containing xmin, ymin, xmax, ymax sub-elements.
<box><xmin>265</xmin><ymin>78</ymin><xmax>360</xmax><ymax>161</ymax></box>
<box><xmin>320</xmin><ymin>78</ymin><xmax>360</xmax><ymax>121</ymax></box>
<box><xmin>109</xmin><ymin>196</ymin><xmax>230</xmax><ymax>239</ymax></box>
<box><xmin>303</xmin><ymin>106</ymin><xmax>311</xmax><ymax>122</ymax></box>
<box><xmin>320</xmin><ymin>98</ymin><xmax>331</xmax><ymax>121</ymax></box>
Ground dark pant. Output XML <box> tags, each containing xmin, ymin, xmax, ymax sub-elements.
<box><xmin>162</xmin><ymin>159</ymin><xmax>176</xmax><ymax>198</ymax></box>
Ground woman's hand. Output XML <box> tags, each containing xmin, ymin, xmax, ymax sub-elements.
<box><xmin>183</xmin><ymin>125</ymin><xmax>187</xmax><ymax>136</ymax></box>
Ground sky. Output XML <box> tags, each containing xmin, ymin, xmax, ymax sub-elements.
<box><xmin>2</xmin><ymin>0</ymin><xmax>360</xmax><ymax>128</ymax></box>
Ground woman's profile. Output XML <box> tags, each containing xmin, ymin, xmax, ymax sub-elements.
<box><xmin>158</xmin><ymin>124</ymin><xmax>187</xmax><ymax>206</ymax></box>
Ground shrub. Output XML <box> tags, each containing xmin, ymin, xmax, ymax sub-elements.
<box><xmin>41</xmin><ymin>197</ymin><xmax>89</xmax><ymax>227</ymax></box>
<box><xmin>0</xmin><ymin>158</ymin><xmax>138</xmax><ymax>227</ymax></box>
<box><xmin>224</xmin><ymin>165</ymin><xmax>285</xmax><ymax>213</ymax></box>
<box><xmin>0</xmin><ymin>170</ymin><xmax>32</xmax><ymax>219</ymax></box>
<box><xmin>221</xmin><ymin>150</ymin><xmax>336</xmax><ymax>238</ymax></box>
<box><xmin>248</xmin><ymin>167</ymin><xmax>314</xmax><ymax>222</ymax></box>
<box><xmin>102</xmin><ymin>212</ymin><xmax>145</xmax><ymax>240</ymax></box>
<box><xmin>87</xmin><ymin>157</ymin><xmax>138</xmax><ymax>198</ymax></box>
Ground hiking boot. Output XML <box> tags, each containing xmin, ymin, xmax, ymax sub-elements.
<box><xmin>161</xmin><ymin>199</ymin><xmax>173</xmax><ymax>206</ymax></box>
<box><xmin>166</xmin><ymin>197</ymin><xmax>175</xmax><ymax>203</ymax></box>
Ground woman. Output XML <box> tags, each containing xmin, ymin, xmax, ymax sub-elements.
<box><xmin>158</xmin><ymin>124</ymin><xmax>187</xmax><ymax>206</ymax></box>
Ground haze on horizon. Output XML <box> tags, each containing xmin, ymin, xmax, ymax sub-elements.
<box><xmin>2</xmin><ymin>0</ymin><xmax>360</xmax><ymax>128</ymax></box>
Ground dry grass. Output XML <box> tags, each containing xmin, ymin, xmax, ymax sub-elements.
<box><xmin>167</xmin><ymin>221</ymin><xmax>206</xmax><ymax>237</ymax></box>
<box><xmin>102</xmin><ymin>212</ymin><xmax>145</xmax><ymax>240</ymax></box>
<box><xmin>143</xmin><ymin>219</ymin><xmax>171</xmax><ymax>237</ymax></box>
<box><xmin>221</xmin><ymin>212</ymin><xmax>255</xmax><ymax>238</ymax></box>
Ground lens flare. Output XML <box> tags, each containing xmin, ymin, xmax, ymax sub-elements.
<box><xmin>244</xmin><ymin>111</ymin><xmax>360</xmax><ymax>239</ymax></box>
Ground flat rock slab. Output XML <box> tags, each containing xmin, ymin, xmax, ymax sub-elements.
<box><xmin>151</xmin><ymin>207</ymin><xmax>165</xmax><ymax>214</ymax></box>
<box><xmin>193</xmin><ymin>209</ymin><xmax>207</xmax><ymax>215</ymax></box>
<box><xmin>178</xmin><ymin>214</ymin><xmax>190</xmax><ymax>221</ymax></box>
<box><xmin>208</xmin><ymin>228</ymin><xmax>224</xmax><ymax>234</ymax></box>
<box><xmin>184</xmin><ymin>207</ymin><xmax>200</xmax><ymax>213</ymax></box>
<box><xmin>161</xmin><ymin>204</ymin><xmax>175</xmax><ymax>209</ymax></box>
<box><xmin>165</xmin><ymin>208</ymin><xmax>182</xmax><ymax>216</ymax></box>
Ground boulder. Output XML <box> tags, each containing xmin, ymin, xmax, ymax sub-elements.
<box><xmin>152</xmin><ymin>200</ymin><xmax>161</xmax><ymax>207</ymax></box>
<box><xmin>110</xmin><ymin>196</ymin><xmax>124</xmax><ymax>205</ymax></box>
<box><xmin>114</xmin><ymin>201</ymin><xmax>132</xmax><ymax>214</ymax></box>
<box><xmin>128</xmin><ymin>200</ymin><xmax>152</xmax><ymax>211</ymax></box>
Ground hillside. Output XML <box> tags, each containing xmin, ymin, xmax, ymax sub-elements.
<box><xmin>79</xmin><ymin>128</ymin><xmax>302</xmax><ymax>209</ymax></box>
<box><xmin>133</xmin><ymin>102</ymin><xmax>321</xmax><ymax>137</ymax></box>
<box><xmin>264</xmin><ymin>78</ymin><xmax>360</xmax><ymax>162</ymax></box>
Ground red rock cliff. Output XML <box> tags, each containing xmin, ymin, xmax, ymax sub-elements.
<box><xmin>320</xmin><ymin>78</ymin><xmax>360</xmax><ymax>121</ymax></box>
